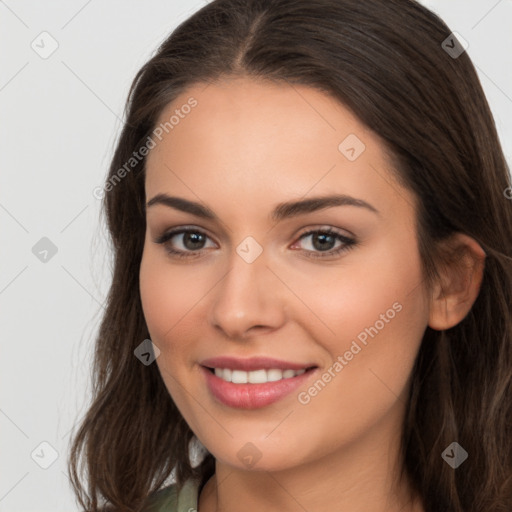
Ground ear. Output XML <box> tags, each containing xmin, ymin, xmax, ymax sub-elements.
<box><xmin>428</xmin><ymin>233</ymin><xmax>486</xmax><ymax>331</ymax></box>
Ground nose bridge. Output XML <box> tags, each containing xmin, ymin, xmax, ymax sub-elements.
<box><xmin>209</xmin><ymin>240</ymin><xmax>285</xmax><ymax>338</ymax></box>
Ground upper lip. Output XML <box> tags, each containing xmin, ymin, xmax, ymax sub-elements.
<box><xmin>200</xmin><ymin>356</ymin><xmax>317</xmax><ymax>371</ymax></box>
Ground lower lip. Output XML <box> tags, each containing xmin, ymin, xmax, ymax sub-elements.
<box><xmin>201</xmin><ymin>366</ymin><xmax>317</xmax><ymax>409</ymax></box>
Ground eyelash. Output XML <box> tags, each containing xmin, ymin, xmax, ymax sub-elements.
<box><xmin>154</xmin><ymin>226</ymin><xmax>357</xmax><ymax>260</ymax></box>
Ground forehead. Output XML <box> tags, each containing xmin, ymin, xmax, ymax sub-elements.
<box><xmin>144</xmin><ymin>77</ymin><xmax>412</xmax><ymax>221</ymax></box>
<box><xmin>148</xmin><ymin>77</ymin><xmax>376</xmax><ymax>161</ymax></box>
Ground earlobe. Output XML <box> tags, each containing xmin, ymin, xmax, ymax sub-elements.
<box><xmin>428</xmin><ymin>233</ymin><xmax>486</xmax><ymax>331</ymax></box>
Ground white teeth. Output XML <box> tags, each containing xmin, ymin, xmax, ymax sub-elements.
<box><xmin>267</xmin><ymin>369</ymin><xmax>283</xmax><ymax>382</ymax></box>
<box><xmin>231</xmin><ymin>370</ymin><xmax>248</xmax><ymax>384</ymax></box>
<box><xmin>248</xmin><ymin>369</ymin><xmax>267</xmax><ymax>384</ymax></box>
<box><xmin>282</xmin><ymin>369</ymin><xmax>296</xmax><ymax>379</ymax></box>
<box><xmin>212</xmin><ymin>367</ymin><xmax>308</xmax><ymax>384</ymax></box>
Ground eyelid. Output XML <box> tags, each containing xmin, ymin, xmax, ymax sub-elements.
<box><xmin>153</xmin><ymin>224</ymin><xmax>354</xmax><ymax>242</ymax></box>
<box><xmin>153</xmin><ymin>225</ymin><xmax>217</xmax><ymax>245</ymax></box>
<box><xmin>294</xmin><ymin>224</ymin><xmax>355</xmax><ymax>240</ymax></box>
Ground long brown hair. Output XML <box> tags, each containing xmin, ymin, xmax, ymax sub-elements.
<box><xmin>68</xmin><ymin>0</ymin><xmax>512</xmax><ymax>510</ymax></box>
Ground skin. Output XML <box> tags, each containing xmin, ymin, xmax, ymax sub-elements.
<box><xmin>139</xmin><ymin>77</ymin><xmax>485</xmax><ymax>512</ymax></box>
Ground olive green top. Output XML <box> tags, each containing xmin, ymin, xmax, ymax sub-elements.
<box><xmin>144</xmin><ymin>478</ymin><xmax>201</xmax><ymax>512</ymax></box>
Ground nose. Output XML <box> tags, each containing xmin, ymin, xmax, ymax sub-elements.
<box><xmin>208</xmin><ymin>247</ymin><xmax>287</xmax><ymax>340</ymax></box>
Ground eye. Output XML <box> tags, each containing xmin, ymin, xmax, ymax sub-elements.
<box><xmin>153</xmin><ymin>226</ymin><xmax>357</xmax><ymax>260</ymax></box>
<box><xmin>154</xmin><ymin>227</ymin><xmax>215</xmax><ymax>259</ymax></box>
<box><xmin>291</xmin><ymin>228</ymin><xmax>357</xmax><ymax>259</ymax></box>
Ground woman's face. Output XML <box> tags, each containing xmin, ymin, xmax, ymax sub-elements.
<box><xmin>140</xmin><ymin>77</ymin><xmax>430</xmax><ymax>472</ymax></box>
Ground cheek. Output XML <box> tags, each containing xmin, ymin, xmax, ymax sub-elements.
<box><xmin>139</xmin><ymin>246</ymin><xmax>203</xmax><ymax>412</ymax></box>
<box><xmin>290</xmin><ymin>232</ymin><xmax>428</xmax><ymax>412</ymax></box>
<box><xmin>139</xmin><ymin>245</ymin><xmax>206</xmax><ymax>344</ymax></box>
<box><xmin>140</xmin><ymin>250</ymin><xmax>187</xmax><ymax>382</ymax></box>
<box><xmin>280</xmin><ymin>231</ymin><xmax>427</xmax><ymax>354</ymax></box>
<box><xmin>139</xmin><ymin>244</ymin><xmax>222</xmax><ymax>402</ymax></box>
<box><xmin>292</xmin><ymin>234</ymin><xmax>428</xmax><ymax>423</ymax></box>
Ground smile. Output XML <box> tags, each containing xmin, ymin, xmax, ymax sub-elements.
<box><xmin>201</xmin><ymin>365</ymin><xmax>318</xmax><ymax>409</ymax></box>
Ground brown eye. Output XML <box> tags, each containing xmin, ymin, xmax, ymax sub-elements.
<box><xmin>292</xmin><ymin>228</ymin><xmax>357</xmax><ymax>259</ymax></box>
<box><xmin>154</xmin><ymin>228</ymin><xmax>215</xmax><ymax>258</ymax></box>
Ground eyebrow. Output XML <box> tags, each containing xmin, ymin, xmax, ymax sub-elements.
<box><xmin>146</xmin><ymin>193</ymin><xmax>380</xmax><ymax>222</ymax></box>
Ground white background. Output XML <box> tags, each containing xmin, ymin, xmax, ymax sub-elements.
<box><xmin>1</xmin><ymin>1</ymin><xmax>511</xmax><ymax>510</ymax></box>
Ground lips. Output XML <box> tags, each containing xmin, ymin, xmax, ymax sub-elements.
<box><xmin>200</xmin><ymin>356</ymin><xmax>318</xmax><ymax>409</ymax></box>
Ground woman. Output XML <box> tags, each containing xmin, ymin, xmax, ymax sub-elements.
<box><xmin>68</xmin><ymin>0</ymin><xmax>512</xmax><ymax>511</ymax></box>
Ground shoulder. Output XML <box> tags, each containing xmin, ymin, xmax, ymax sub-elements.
<box><xmin>142</xmin><ymin>478</ymin><xmax>200</xmax><ymax>512</ymax></box>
